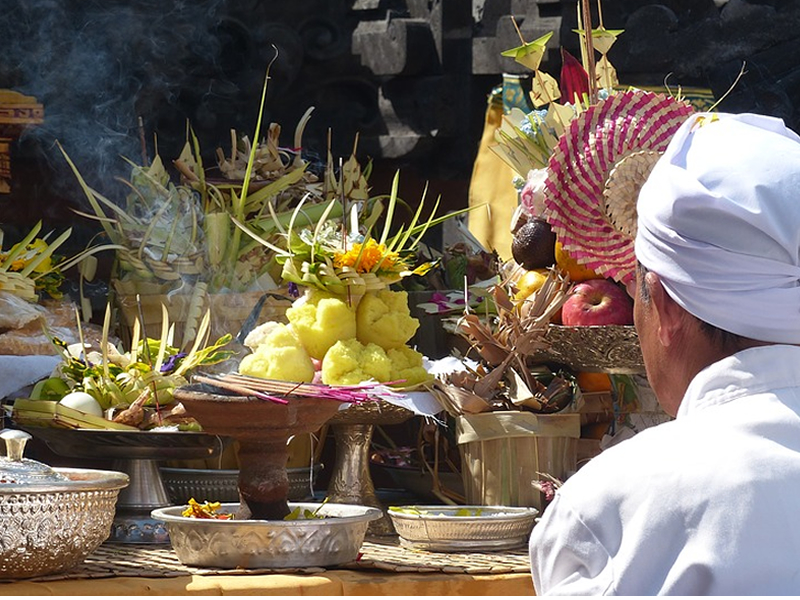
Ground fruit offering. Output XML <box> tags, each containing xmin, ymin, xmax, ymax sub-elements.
<box><xmin>13</xmin><ymin>306</ymin><xmax>234</xmax><ymax>431</ymax></box>
<box><xmin>182</xmin><ymin>498</ymin><xmax>234</xmax><ymax>520</ymax></box>
<box><xmin>511</xmin><ymin>217</ymin><xmax>556</xmax><ymax>271</ymax></box>
<box><xmin>232</xmin><ymin>155</ymin><xmax>469</xmax><ymax>391</ymax></box>
<box><xmin>561</xmin><ymin>279</ymin><xmax>633</xmax><ymax>327</ymax></box>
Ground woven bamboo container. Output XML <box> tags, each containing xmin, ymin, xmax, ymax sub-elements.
<box><xmin>455</xmin><ymin>411</ymin><xmax>580</xmax><ymax>512</ymax></box>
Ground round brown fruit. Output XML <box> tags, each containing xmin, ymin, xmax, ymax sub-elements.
<box><xmin>511</xmin><ymin>218</ymin><xmax>557</xmax><ymax>270</ymax></box>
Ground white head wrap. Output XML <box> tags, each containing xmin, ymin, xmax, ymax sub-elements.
<box><xmin>635</xmin><ymin>112</ymin><xmax>800</xmax><ymax>343</ymax></box>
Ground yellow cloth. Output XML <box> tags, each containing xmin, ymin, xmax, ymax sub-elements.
<box><xmin>0</xmin><ymin>571</ymin><xmax>536</xmax><ymax>595</ymax></box>
<box><xmin>467</xmin><ymin>96</ymin><xmax>519</xmax><ymax>263</ymax></box>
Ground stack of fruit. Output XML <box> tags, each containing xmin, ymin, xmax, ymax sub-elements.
<box><xmin>509</xmin><ymin>220</ymin><xmax>633</xmax><ymax>329</ymax></box>
<box><xmin>493</xmin><ymin>10</ymin><xmax>635</xmax><ymax>331</ymax></box>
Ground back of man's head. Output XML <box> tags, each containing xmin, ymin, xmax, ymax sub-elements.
<box><xmin>635</xmin><ymin>113</ymin><xmax>800</xmax><ymax>344</ymax></box>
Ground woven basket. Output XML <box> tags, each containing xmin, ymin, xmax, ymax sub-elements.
<box><xmin>116</xmin><ymin>247</ymin><xmax>205</xmax><ymax>282</ymax></box>
<box><xmin>603</xmin><ymin>150</ymin><xmax>662</xmax><ymax>239</ymax></box>
<box><xmin>113</xmin><ymin>283</ymin><xmax>291</xmax><ymax>350</ymax></box>
<box><xmin>456</xmin><ymin>411</ymin><xmax>580</xmax><ymax>512</ymax></box>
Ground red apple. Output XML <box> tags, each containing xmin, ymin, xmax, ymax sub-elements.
<box><xmin>561</xmin><ymin>279</ymin><xmax>633</xmax><ymax>326</ymax></box>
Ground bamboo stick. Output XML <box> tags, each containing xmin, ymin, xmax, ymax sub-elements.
<box><xmin>581</xmin><ymin>0</ymin><xmax>598</xmax><ymax>103</ymax></box>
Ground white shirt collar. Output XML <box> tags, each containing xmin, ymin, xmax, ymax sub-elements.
<box><xmin>677</xmin><ymin>344</ymin><xmax>800</xmax><ymax>418</ymax></box>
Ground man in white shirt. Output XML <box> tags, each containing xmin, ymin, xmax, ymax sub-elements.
<box><xmin>529</xmin><ymin>112</ymin><xmax>800</xmax><ymax>595</ymax></box>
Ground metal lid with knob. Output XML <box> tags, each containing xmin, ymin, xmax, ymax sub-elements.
<box><xmin>0</xmin><ymin>428</ymin><xmax>68</xmax><ymax>485</ymax></box>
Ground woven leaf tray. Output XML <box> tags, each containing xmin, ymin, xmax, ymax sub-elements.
<box><xmin>0</xmin><ymin>539</ymin><xmax>530</xmax><ymax>584</ymax></box>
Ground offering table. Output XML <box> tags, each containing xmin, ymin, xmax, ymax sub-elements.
<box><xmin>0</xmin><ymin>539</ymin><xmax>535</xmax><ymax>596</ymax></box>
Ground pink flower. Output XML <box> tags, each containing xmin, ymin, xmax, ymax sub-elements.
<box><xmin>519</xmin><ymin>168</ymin><xmax>549</xmax><ymax>217</ymax></box>
<box><xmin>417</xmin><ymin>291</ymin><xmax>481</xmax><ymax>315</ymax></box>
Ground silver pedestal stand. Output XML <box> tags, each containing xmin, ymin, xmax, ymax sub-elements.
<box><xmin>327</xmin><ymin>401</ymin><xmax>414</xmax><ymax>537</ymax></box>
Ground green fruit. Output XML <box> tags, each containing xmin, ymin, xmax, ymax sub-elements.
<box><xmin>511</xmin><ymin>218</ymin><xmax>556</xmax><ymax>270</ymax></box>
<box><xmin>177</xmin><ymin>421</ymin><xmax>203</xmax><ymax>432</ymax></box>
<box><xmin>30</xmin><ymin>377</ymin><xmax>70</xmax><ymax>401</ymax></box>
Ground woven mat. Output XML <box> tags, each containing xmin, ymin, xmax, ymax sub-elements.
<box><xmin>2</xmin><ymin>539</ymin><xmax>530</xmax><ymax>583</ymax></box>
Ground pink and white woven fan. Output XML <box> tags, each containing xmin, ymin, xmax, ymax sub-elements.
<box><xmin>542</xmin><ymin>90</ymin><xmax>695</xmax><ymax>284</ymax></box>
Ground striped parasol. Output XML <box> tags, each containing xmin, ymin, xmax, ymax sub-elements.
<box><xmin>542</xmin><ymin>91</ymin><xmax>695</xmax><ymax>284</ymax></box>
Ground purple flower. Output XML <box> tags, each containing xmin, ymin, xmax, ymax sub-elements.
<box><xmin>160</xmin><ymin>352</ymin><xmax>187</xmax><ymax>373</ymax></box>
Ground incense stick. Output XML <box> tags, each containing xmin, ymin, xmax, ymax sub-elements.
<box><xmin>193</xmin><ymin>375</ymin><xmax>290</xmax><ymax>405</ymax></box>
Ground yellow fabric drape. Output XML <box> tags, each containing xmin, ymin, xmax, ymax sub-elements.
<box><xmin>467</xmin><ymin>96</ymin><xmax>519</xmax><ymax>263</ymax></box>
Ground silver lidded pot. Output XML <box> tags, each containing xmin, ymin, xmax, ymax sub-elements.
<box><xmin>0</xmin><ymin>428</ymin><xmax>129</xmax><ymax>580</ymax></box>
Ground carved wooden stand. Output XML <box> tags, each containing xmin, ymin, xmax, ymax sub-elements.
<box><xmin>0</xmin><ymin>90</ymin><xmax>43</xmax><ymax>194</ymax></box>
<box><xmin>174</xmin><ymin>384</ymin><xmax>343</xmax><ymax>521</ymax></box>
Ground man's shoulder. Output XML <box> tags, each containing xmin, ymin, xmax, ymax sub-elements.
<box><xmin>555</xmin><ymin>419</ymin><xmax>689</xmax><ymax>503</ymax></box>
<box><xmin>578</xmin><ymin>420</ymin><xmax>679</xmax><ymax>472</ymax></box>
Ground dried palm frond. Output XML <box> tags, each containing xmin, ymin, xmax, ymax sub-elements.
<box><xmin>434</xmin><ymin>266</ymin><xmax>577</xmax><ymax>416</ymax></box>
<box><xmin>456</xmin><ymin>265</ymin><xmax>570</xmax><ymax>366</ymax></box>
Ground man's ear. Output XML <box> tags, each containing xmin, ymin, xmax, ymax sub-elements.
<box><xmin>645</xmin><ymin>271</ymin><xmax>684</xmax><ymax>347</ymax></box>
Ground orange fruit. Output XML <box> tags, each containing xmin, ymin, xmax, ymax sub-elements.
<box><xmin>555</xmin><ymin>241</ymin><xmax>602</xmax><ymax>282</ymax></box>
<box><xmin>576</xmin><ymin>371</ymin><xmax>613</xmax><ymax>393</ymax></box>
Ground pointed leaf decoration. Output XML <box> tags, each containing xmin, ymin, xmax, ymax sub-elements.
<box><xmin>325</xmin><ymin>135</ymin><xmax>370</xmax><ymax>203</ymax></box>
<box><xmin>501</xmin><ymin>31</ymin><xmax>554</xmax><ymax>71</ymax></box>
<box><xmin>342</xmin><ymin>153</ymin><xmax>369</xmax><ymax>201</ymax></box>
<box><xmin>530</xmin><ymin>71</ymin><xmax>561</xmax><ymax>108</ymax></box>
<box><xmin>589</xmin><ymin>27</ymin><xmax>624</xmax><ymax>55</ymax></box>
<box><xmin>559</xmin><ymin>47</ymin><xmax>590</xmax><ymax>106</ymax></box>
<box><xmin>491</xmin><ymin>108</ymin><xmax>554</xmax><ymax>173</ymax></box>
<box><xmin>595</xmin><ymin>55</ymin><xmax>619</xmax><ymax>91</ymax></box>
<box><xmin>545</xmin><ymin>103</ymin><xmax>576</xmax><ymax>138</ymax></box>
<box><xmin>572</xmin><ymin>27</ymin><xmax>624</xmax><ymax>55</ymax></box>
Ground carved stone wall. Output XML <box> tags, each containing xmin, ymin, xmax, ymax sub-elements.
<box><xmin>1</xmin><ymin>0</ymin><xmax>799</xmax><ymax>242</ymax></box>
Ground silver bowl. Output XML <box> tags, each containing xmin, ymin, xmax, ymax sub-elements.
<box><xmin>19</xmin><ymin>426</ymin><xmax>224</xmax><ymax>544</ymax></box>
<box><xmin>159</xmin><ymin>465</ymin><xmax>323</xmax><ymax>504</ymax></box>
<box><xmin>0</xmin><ymin>467</ymin><xmax>129</xmax><ymax>579</ymax></box>
<box><xmin>152</xmin><ymin>501</ymin><xmax>381</xmax><ymax>569</ymax></box>
<box><xmin>387</xmin><ymin>505</ymin><xmax>538</xmax><ymax>552</ymax></box>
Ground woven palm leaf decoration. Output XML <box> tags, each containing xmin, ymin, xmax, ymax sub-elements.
<box><xmin>542</xmin><ymin>90</ymin><xmax>695</xmax><ymax>284</ymax></box>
